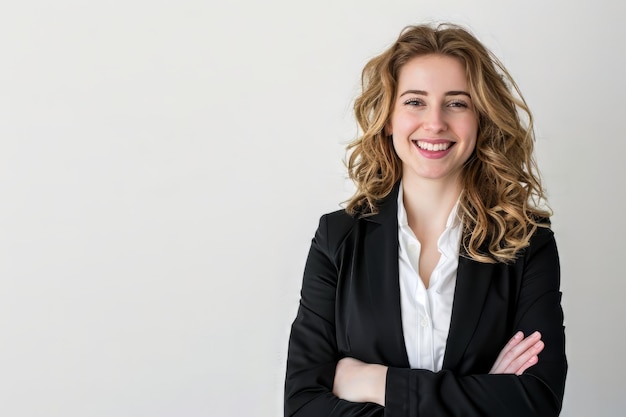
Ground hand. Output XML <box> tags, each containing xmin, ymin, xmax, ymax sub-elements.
<box><xmin>332</xmin><ymin>357</ymin><xmax>387</xmax><ymax>406</ymax></box>
<box><xmin>490</xmin><ymin>331</ymin><xmax>544</xmax><ymax>375</ymax></box>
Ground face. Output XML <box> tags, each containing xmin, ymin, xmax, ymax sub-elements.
<box><xmin>388</xmin><ymin>54</ymin><xmax>478</xmax><ymax>188</ymax></box>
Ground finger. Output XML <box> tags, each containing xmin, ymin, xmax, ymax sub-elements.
<box><xmin>513</xmin><ymin>339</ymin><xmax>546</xmax><ymax>375</ymax></box>
<box><xmin>513</xmin><ymin>340</ymin><xmax>544</xmax><ymax>375</ymax></box>
<box><xmin>514</xmin><ymin>354</ymin><xmax>539</xmax><ymax>376</ymax></box>
<box><xmin>491</xmin><ymin>331</ymin><xmax>542</xmax><ymax>374</ymax></box>
<box><xmin>501</xmin><ymin>331</ymin><xmax>541</xmax><ymax>366</ymax></box>
<box><xmin>504</xmin><ymin>340</ymin><xmax>544</xmax><ymax>374</ymax></box>
<box><xmin>490</xmin><ymin>331</ymin><xmax>524</xmax><ymax>373</ymax></box>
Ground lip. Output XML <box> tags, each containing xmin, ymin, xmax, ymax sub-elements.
<box><xmin>412</xmin><ymin>139</ymin><xmax>455</xmax><ymax>159</ymax></box>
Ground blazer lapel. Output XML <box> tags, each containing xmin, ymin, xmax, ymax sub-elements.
<box><xmin>358</xmin><ymin>183</ymin><xmax>495</xmax><ymax>370</ymax></box>
<box><xmin>361</xmin><ymin>183</ymin><xmax>410</xmax><ymax>367</ymax></box>
<box><xmin>442</xmin><ymin>256</ymin><xmax>494</xmax><ymax>369</ymax></box>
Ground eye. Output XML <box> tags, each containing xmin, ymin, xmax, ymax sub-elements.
<box><xmin>447</xmin><ymin>99</ymin><xmax>469</xmax><ymax>108</ymax></box>
<box><xmin>403</xmin><ymin>98</ymin><xmax>425</xmax><ymax>107</ymax></box>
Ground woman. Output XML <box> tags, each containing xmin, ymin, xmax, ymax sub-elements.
<box><xmin>285</xmin><ymin>23</ymin><xmax>566</xmax><ymax>416</ymax></box>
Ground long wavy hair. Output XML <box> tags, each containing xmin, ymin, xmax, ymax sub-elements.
<box><xmin>345</xmin><ymin>23</ymin><xmax>550</xmax><ymax>263</ymax></box>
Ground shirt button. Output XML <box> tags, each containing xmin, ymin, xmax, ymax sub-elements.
<box><xmin>421</xmin><ymin>318</ymin><xmax>429</xmax><ymax>327</ymax></box>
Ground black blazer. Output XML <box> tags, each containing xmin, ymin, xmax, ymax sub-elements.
<box><xmin>285</xmin><ymin>185</ymin><xmax>567</xmax><ymax>417</ymax></box>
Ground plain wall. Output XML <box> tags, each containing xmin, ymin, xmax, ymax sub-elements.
<box><xmin>0</xmin><ymin>1</ymin><xmax>624</xmax><ymax>416</ymax></box>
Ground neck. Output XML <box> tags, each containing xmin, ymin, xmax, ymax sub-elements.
<box><xmin>401</xmin><ymin>175</ymin><xmax>462</xmax><ymax>237</ymax></box>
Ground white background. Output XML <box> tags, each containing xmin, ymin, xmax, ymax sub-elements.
<box><xmin>0</xmin><ymin>1</ymin><xmax>624</xmax><ymax>416</ymax></box>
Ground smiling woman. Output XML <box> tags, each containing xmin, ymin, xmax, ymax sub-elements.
<box><xmin>284</xmin><ymin>23</ymin><xmax>566</xmax><ymax>417</ymax></box>
<box><xmin>389</xmin><ymin>55</ymin><xmax>478</xmax><ymax>198</ymax></box>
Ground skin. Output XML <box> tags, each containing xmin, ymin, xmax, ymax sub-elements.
<box><xmin>388</xmin><ymin>54</ymin><xmax>478</xmax><ymax>287</ymax></box>
<box><xmin>332</xmin><ymin>54</ymin><xmax>545</xmax><ymax>406</ymax></box>
<box><xmin>389</xmin><ymin>55</ymin><xmax>478</xmax><ymax>187</ymax></box>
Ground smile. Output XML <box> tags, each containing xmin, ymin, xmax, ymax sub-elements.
<box><xmin>413</xmin><ymin>140</ymin><xmax>453</xmax><ymax>151</ymax></box>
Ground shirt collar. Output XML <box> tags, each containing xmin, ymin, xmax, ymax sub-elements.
<box><xmin>397</xmin><ymin>182</ymin><xmax>463</xmax><ymax>259</ymax></box>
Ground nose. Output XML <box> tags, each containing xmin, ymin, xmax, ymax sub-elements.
<box><xmin>423</xmin><ymin>107</ymin><xmax>447</xmax><ymax>132</ymax></box>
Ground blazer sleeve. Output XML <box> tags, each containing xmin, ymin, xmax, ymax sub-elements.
<box><xmin>384</xmin><ymin>227</ymin><xmax>567</xmax><ymax>417</ymax></box>
<box><xmin>284</xmin><ymin>214</ymin><xmax>384</xmax><ymax>417</ymax></box>
<box><xmin>285</xmin><ymin>216</ymin><xmax>567</xmax><ymax>417</ymax></box>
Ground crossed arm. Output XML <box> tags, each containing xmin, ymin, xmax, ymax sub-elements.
<box><xmin>333</xmin><ymin>331</ymin><xmax>545</xmax><ymax>406</ymax></box>
<box><xmin>285</xmin><ymin>215</ymin><xmax>566</xmax><ymax>416</ymax></box>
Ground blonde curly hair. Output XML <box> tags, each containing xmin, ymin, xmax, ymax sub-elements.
<box><xmin>345</xmin><ymin>23</ymin><xmax>550</xmax><ymax>263</ymax></box>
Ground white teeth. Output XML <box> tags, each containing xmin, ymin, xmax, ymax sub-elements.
<box><xmin>416</xmin><ymin>140</ymin><xmax>452</xmax><ymax>151</ymax></box>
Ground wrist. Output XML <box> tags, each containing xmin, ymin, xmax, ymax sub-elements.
<box><xmin>368</xmin><ymin>364</ymin><xmax>388</xmax><ymax>406</ymax></box>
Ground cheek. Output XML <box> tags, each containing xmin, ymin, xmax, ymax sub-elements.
<box><xmin>461</xmin><ymin>119</ymin><xmax>478</xmax><ymax>148</ymax></box>
<box><xmin>468</xmin><ymin>130</ymin><xmax>477</xmax><ymax>149</ymax></box>
<box><xmin>466</xmin><ymin>139</ymin><xmax>477</xmax><ymax>159</ymax></box>
<box><xmin>463</xmin><ymin>134</ymin><xmax>478</xmax><ymax>161</ymax></box>
<box><xmin>457</xmin><ymin>120</ymin><xmax>478</xmax><ymax>160</ymax></box>
<box><xmin>390</xmin><ymin>113</ymin><xmax>419</xmax><ymax>135</ymax></box>
<box><xmin>391</xmin><ymin>134</ymin><xmax>411</xmax><ymax>160</ymax></box>
<box><xmin>391</xmin><ymin>135</ymin><xmax>402</xmax><ymax>152</ymax></box>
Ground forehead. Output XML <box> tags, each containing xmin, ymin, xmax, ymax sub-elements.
<box><xmin>397</xmin><ymin>54</ymin><xmax>468</xmax><ymax>91</ymax></box>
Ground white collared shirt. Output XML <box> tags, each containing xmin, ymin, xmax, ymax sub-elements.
<box><xmin>397</xmin><ymin>185</ymin><xmax>463</xmax><ymax>371</ymax></box>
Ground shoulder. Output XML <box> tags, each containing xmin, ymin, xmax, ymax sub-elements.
<box><xmin>315</xmin><ymin>209</ymin><xmax>359</xmax><ymax>255</ymax></box>
<box><xmin>501</xmin><ymin>216</ymin><xmax>555</xmax><ymax>263</ymax></box>
<box><xmin>312</xmin><ymin>185</ymin><xmax>400</xmax><ymax>256</ymax></box>
<box><xmin>321</xmin><ymin>208</ymin><xmax>358</xmax><ymax>229</ymax></box>
<box><xmin>519</xmin><ymin>224</ymin><xmax>559</xmax><ymax>279</ymax></box>
<box><xmin>525</xmin><ymin>221</ymin><xmax>556</xmax><ymax>254</ymax></box>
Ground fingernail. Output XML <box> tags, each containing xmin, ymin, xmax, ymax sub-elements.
<box><xmin>514</xmin><ymin>331</ymin><xmax>523</xmax><ymax>339</ymax></box>
<box><xmin>534</xmin><ymin>341</ymin><xmax>544</xmax><ymax>350</ymax></box>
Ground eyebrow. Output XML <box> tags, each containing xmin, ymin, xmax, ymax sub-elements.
<box><xmin>399</xmin><ymin>89</ymin><xmax>472</xmax><ymax>98</ymax></box>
